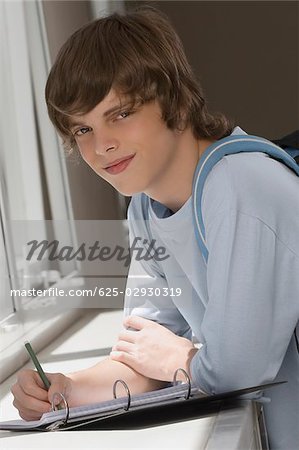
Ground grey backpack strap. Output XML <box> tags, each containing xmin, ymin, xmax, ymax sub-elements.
<box><xmin>192</xmin><ymin>134</ymin><xmax>299</xmax><ymax>263</ymax></box>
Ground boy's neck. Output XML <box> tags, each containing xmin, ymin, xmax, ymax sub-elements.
<box><xmin>145</xmin><ymin>131</ymin><xmax>215</xmax><ymax>213</ymax></box>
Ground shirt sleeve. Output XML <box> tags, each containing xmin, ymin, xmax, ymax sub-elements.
<box><xmin>190</xmin><ymin>208</ymin><xmax>299</xmax><ymax>394</ymax></box>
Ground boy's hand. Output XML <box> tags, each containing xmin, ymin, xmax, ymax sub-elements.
<box><xmin>110</xmin><ymin>316</ymin><xmax>198</xmax><ymax>381</ymax></box>
<box><xmin>11</xmin><ymin>369</ymin><xmax>72</xmax><ymax>421</ymax></box>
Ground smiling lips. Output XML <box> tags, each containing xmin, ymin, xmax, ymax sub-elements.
<box><xmin>104</xmin><ymin>155</ymin><xmax>135</xmax><ymax>175</ymax></box>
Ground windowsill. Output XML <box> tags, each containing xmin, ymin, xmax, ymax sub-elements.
<box><xmin>0</xmin><ymin>308</ymin><xmax>83</xmax><ymax>383</ymax></box>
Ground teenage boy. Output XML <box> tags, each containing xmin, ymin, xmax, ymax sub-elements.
<box><xmin>11</xmin><ymin>7</ymin><xmax>299</xmax><ymax>449</ymax></box>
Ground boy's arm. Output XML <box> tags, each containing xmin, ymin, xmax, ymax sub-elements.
<box><xmin>190</xmin><ymin>208</ymin><xmax>299</xmax><ymax>394</ymax></box>
<box><xmin>66</xmin><ymin>357</ymin><xmax>166</xmax><ymax>407</ymax></box>
<box><xmin>12</xmin><ymin>356</ymin><xmax>166</xmax><ymax>421</ymax></box>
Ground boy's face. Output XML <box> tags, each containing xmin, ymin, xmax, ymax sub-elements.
<box><xmin>69</xmin><ymin>89</ymin><xmax>187</xmax><ymax>198</ymax></box>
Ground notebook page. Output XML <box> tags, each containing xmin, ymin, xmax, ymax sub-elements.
<box><xmin>65</xmin><ymin>383</ymin><xmax>201</xmax><ymax>423</ymax></box>
<box><xmin>0</xmin><ymin>383</ymin><xmax>202</xmax><ymax>430</ymax></box>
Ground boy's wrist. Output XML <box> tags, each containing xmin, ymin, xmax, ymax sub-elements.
<box><xmin>65</xmin><ymin>372</ymin><xmax>83</xmax><ymax>407</ymax></box>
<box><xmin>170</xmin><ymin>339</ymin><xmax>198</xmax><ymax>382</ymax></box>
<box><xmin>184</xmin><ymin>346</ymin><xmax>198</xmax><ymax>380</ymax></box>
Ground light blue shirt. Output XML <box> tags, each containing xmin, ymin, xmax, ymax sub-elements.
<box><xmin>124</xmin><ymin>127</ymin><xmax>299</xmax><ymax>449</ymax></box>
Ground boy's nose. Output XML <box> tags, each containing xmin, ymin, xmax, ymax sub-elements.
<box><xmin>94</xmin><ymin>133</ymin><xmax>119</xmax><ymax>156</ymax></box>
<box><xmin>95</xmin><ymin>143</ymin><xmax>117</xmax><ymax>155</ymax></box>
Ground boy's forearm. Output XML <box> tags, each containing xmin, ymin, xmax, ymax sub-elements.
<box><xmin>67</xmin><ymin>357</ymin><xmax>166</xmax><ymax>407</ymax></box>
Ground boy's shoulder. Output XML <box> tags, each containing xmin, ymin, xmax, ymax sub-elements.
<box><xmin>202</xmin><ymin>150</ymin><xmax>299</xmax><ymax>229</ymax></box>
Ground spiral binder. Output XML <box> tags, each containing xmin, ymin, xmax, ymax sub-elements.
<box><xmin>113</xmin><ymin>379</ymin><xmax>131</xmax><ymax>411</ymax></box>
<box><xmin>45</xmin><ymin>392</ymin><xmax>69</xmax><ymax>431</ymax></box>
<box><xmin>45</xmin><ymin>367</ymin><xmax>193</xmax><ymax>431</ymax></box>
<box><xmin>173</xmin><ymin>368</ymin><xmax>191</xmax><ymax>400</ymax></box>
<box><xmin>0</xmin><ymin>374</ymin><xmax>284</xmax><ymax>432</ymax></box>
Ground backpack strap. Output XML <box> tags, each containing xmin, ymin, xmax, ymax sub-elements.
<box><xmin>272</xmin><ymin>130</ymin><xmax>299</xmax><ymax>150</ymax></box>
<box><xmin>192</xmin><ymin>134</ymin><xmax>299</xmax><ymax>263</ymax></box>
<box><xmin>272</xmin><ymin>130</ymin><xmax>299</xmax><ymax>164</ymax></box>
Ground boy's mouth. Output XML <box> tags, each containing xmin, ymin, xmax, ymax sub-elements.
<box><xmin>104</xmin><ymin>154</ymin><xmax>135</xmax><ymax>175</ymax></box>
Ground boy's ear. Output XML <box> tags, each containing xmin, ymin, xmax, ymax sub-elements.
<box><xmin>175</xmin><ymin>110</ymin><xmax>188</xmax><ymax>134</ymax></box>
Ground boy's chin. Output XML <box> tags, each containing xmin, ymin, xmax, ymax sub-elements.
<box><xmin>106</xmin><ymin>179</ymin><xmax>143</xmax><ymax>197</ymax></box>
<box><xmin>118</xmin><ymin>189</ymin><xmax>140</xmax><ymax>197</ymax></box>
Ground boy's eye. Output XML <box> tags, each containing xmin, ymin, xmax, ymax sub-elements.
<box><xmin>74</xmin><ymin>127</ymin><xmax>91</xmax><ymax>136</ymax></box>
<box><xmin>116</xmin><ymin>110</ymin><xmax>132</xmax><ymax>120</ymax></box>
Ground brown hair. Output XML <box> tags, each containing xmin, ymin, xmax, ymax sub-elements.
<box><xmin>45</xmin><ymin>6</ymin><xmax>234</xmax><ymax>153</ymax></box>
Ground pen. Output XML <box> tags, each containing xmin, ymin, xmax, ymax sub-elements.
<box><xmin>24</xmin><ymin>341</ymin><xmax>62</xmax><ymax>410</ymax></box>
<box><xmin>25</xmin><ymin>341</ymin><xmax>51</xmax><ymax>389</ymax></box>
<box><xmin>25</xmin><ymin>342</ymin><xmax>62</xmax><ymax>409</ymax></box>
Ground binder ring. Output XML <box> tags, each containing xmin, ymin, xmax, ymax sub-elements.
<box><xmin>173</xmin><ymin>368</ymin><xmax>191</xmax><ymax>400</ymax></box>
<box><xmin>113</xmin><ymin>379</ymin><xmax>131</xmax><ymax>411</ymax></box>
<box><xmin>50</xmin><ymin>392</ymin><xmax>70</xmax><ymax>425</ymax></box>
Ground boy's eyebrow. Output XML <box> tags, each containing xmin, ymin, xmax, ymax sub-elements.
<box><xmin>103</xmin><ymin>100</ymin><xmax>134</xmax><ymax>117</ymax></box>
<box><xmin>69</xmin><ymin>101</ymin><xmax>134</xmax><ymax>129</ymax></box>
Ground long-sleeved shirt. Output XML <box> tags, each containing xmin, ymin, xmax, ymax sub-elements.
<box><xmin>124</xmin><ymin>127</ymin><xmax>299</xmax><ymax>449</ymax></box>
